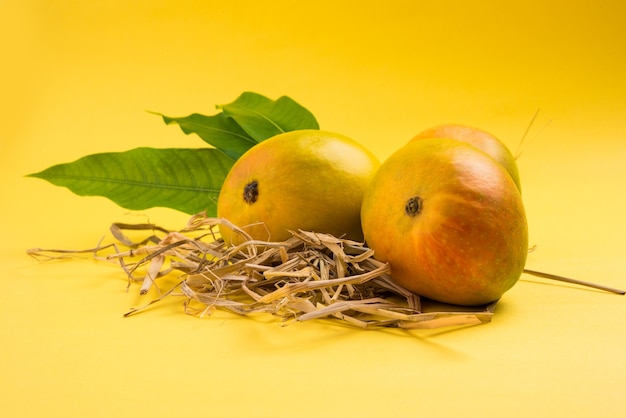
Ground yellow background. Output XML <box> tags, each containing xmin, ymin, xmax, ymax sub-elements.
<box><xmin>2</xmin><ymin>1</ymin><xmax>626</xmax><ymax>417</ymax></box>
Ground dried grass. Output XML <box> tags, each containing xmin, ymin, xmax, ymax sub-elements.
<box><xmin>27</xmin><ymin>213</ymin><xmax>498</xmax><ymax>329</ymax></box>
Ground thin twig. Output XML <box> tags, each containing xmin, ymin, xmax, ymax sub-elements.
<box><xmin>523</xmin><ymin>269</ymin><xmax>625</xmax><ymax>295</ymax></box>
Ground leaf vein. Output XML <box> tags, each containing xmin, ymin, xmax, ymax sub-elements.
<box><xmin>44</xmin><ymin>174</ymin><xmax>220</xmax><ymax>193</ymax></box>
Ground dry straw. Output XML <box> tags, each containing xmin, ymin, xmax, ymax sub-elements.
<box><xmin>28</xmin><ymin>213</ymin><xmax>497</xmax><ymax>329</ymax></box>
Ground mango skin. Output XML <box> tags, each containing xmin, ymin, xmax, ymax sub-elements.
<box><xmin>361</xmin><ymin>138</ymin><xmax>528</xmax><ymax>306</ymax></box>
<box><xmin>411</xmin><ymin>124</ymin><xmax>522</xmax><ymax>193</ymax></box>
<box><xmin>217</xmin><ymin>129</ymin><xmax>380</xmax><ymax>244</ymax></box>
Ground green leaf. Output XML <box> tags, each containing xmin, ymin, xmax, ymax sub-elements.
<box><xmin>27</xmin><ymin>148</ymin><xmax>234</xmax><ymax>215</ymax></box>
<box><xmin>157</xmin><ymin>112</ymin><xmax>256</xmax><ymax>160</ymax></box>
<box><xmin>217</xmin><ymin>92</ymin><xmax>319</xmax><ymax>141</ymax></box>
<box><xmin>29</xmin><ymin>92</ymin><xmax>320</xmax><ymax>215</ymax></box>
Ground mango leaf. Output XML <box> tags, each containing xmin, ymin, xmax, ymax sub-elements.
<box><xmin>156</xmin><ymin>112</ymin><xmax>256</xmax><ymax>160</ymax></box>
<box><xmin>27</xmin><ymin>148</ymin><xmax>234</xmax><ymax>215</ymax></box>
<box><xmin>28</xmin><ymin>92</ymin><xmax>320</xmax><ymax>215</ymax></box>
<box><xmin>217</xmin><ymin>92</ymin><xmax>319</xmax><ymax>141</ymax></box>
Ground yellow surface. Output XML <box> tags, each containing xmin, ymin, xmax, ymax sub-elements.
<box><xmin>2</xmin><ymin>1</ymin><xmax>626</xmax><ymax>417</ymax></box>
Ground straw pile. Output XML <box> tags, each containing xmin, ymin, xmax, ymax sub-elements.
<box><xmin>28</xmin><ymin>213</ymin><xmax>497</xmax><ymax>329</ymax></box>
